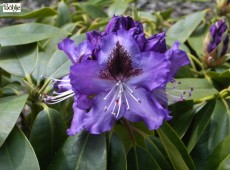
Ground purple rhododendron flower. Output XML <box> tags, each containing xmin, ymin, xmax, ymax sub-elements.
<box><xmin>46</xmin><ymin>16</ymin><xmax>190</xmax><ymax>135</ymax></box>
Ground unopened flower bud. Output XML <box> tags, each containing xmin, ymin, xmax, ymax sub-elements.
<box><xmin>204</xmin><ymin>19</ymin><xmax>229</xmax><ymax>67</ymax></box>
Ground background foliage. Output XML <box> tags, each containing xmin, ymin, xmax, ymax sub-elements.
<box><xmin>0</xmin><ymin>0</ymin><xmax>229</xmax><ymax>170</ymax></box>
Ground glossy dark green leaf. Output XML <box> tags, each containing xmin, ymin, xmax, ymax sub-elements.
<box><xmin>145</xmin><ymin>137</ymin><xmax>172</xmax><ymax>169</ymax></box>
<box><xmin>172</xmin><ymin>78</ymin><xmax>218</xmax><ymax>100</ymax></box>
<box><xmin>49</xmin><ymin>131</ymin><xmax>107</xmax><ymax>170</ymax></box>
<box><xmin>80</xmin><ymin>4</ymin><xmax>107</xmax><ymax>18</ymax></box>
<box><xmin>114</xmin><ymin>124</ymin><xmax>132</xmax><ymax>153</ymax></box>
<box><xmin>205</xmin><ymin>135</ymin><xmax>230</xmax><ymax>170</ymax></box>
<box><xmin>167</xmin><ymin>11</ymin><xmax>206</xmax><ymax>45</ymax></box>
<box><xmin>0</xmin><ymin>23</ymin><xmax>68</xmax><ymax>46</ymax></box>
<box><xmin>190</xmin><ymin>125</ymin><xmax>210</xmax><ymax>170</ymax></box>
<box><xmin>208</xmin><ymin>100</ymin><xmax>230</xmax><ymax>153</ymax></box>
<box><xmin>157</xmin><ymin>122</ymin><xmax>196</xmax><ymax>170</ymax></box>
<box><xmin>127</xmin><ymin>146</ymin><xmax>160</xmax><ymax>170</ymax></box>
<box><xmin>108</xmin><ymin>134</ymin><xmax>127</xmax><ymax>170</ymax></box>
<box><xmin>0</xmin><ymin>43</ymin><xmax>38</xmax><ymax>77</ymax></box>
<box><xmin>185</xmin><ymin>100</ymin><xmax>216</xmax><ymax>152</ymax></box>
<box><xmin>170</xmin><ymin>101</ymin><xmax>205</xmax><ymax>138</ymax></box>
<box><xmin>56</xmin><ymin>1</ymin><xmax>72</xmax><ymax>27</ymax></box>
<box><xmin>0</xmin><ymin>126</ymin><xmax>39</xmax><ymax>170</ymax></box>
<box><xmin>45</xmin><ymin>34</ymin><xmax>86</xmax><ymax>78</ymax></box>
<box><xmin>0</xmin><ymin>94</ymin><xmax>28</xmax><ymax>147</ymax></box>
<box><xmin>29</xmin><ymin>108</ymin><xmax>67</xmax><ymax>169</ymax></box>
<box><xmin>0</xmin><ymin>7</ymin><xmax>56</xmax><ymax>18</ymax></box>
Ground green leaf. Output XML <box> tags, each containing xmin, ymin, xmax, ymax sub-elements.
<box><xmin>185</xmin><ymin>100</ymin><xmax>216</xmax><ymax>152</ymax></box>
<box><xmin>108</xmin><ymin>1</ymin><xmax>128</xmax><ymax>17</ymax></box>
<box><xmin>0</xmin><ymin>43</ymin><xmax>38</xmax><ymax>77</ymax></box>
<box><xmin>157</xmin><ymin>122</ymin><xmax>196</xmax><ymax>170</ymax></box>
<box><xmin>127</xmin><ymin>146</ymin><xmax>161</xmax><ymax>170</ymax></box>
<box><xmin>207</xmin><ymin>69</ymin><xmax>230</xmax><ymax>88</ymax></box>
<box><xmin>0</xmin><ymin>126</ymin><xmax>40</xmax><ymax>170</ymax></box>
<box><xmin>166</xmin><ymin>11</ymin><xmax>206</xmax><ymax>45</ymax></box>
<box><xmin>42</xmin><ymin>23</ymin><xmax>77</xmax><ymax>55</ymax></box>
<box><xmin>208</xmin><ymin>100</ymin><xmax>230</xmax><ymax>153</ymax></box>
<box><xmin>169</xmin><ymin>101</ymin><xmax>199</xmax><ymax>138</ymax></box>
<box><xmin>217</xmin><ymin>155</ymin><xmax>230</xmax><ymax>170</ymax></box>
<box><xmin>88</xmin><ymin>19</ymin><xmax>109</xmax><ymax>31</ymax></box>
<box><xmin>45</xmin><ymin>34</ymin><xmax>86</xmax><ymax>78</ymax></box>
<box><xmin>2</xmin><ymin>83</ymin><xmax>24</xmax><ymax>95</ymax></box>
<box><xmin>0</xmin><ymin>94</ymin><xmax>28</xmax><ymax>147</ymax></box>
<box><xmin>187</xmin><ymin>23</ymin><xmax>209</xmax><ymax>56</ymax></box>
<box><xmin>0</xmin><ymin>23</ymin><xmax>68</xmax><ymax>46</ymax></box>
<box><xmin>29</xmin><ymin>108</ymin><xmax>67</xmax><ymax>169</ymax></box>
<box><xmin>49</xmin><ymin>132</ymin><xmax>107</xmax><ymax>170</ymax></box>
<box><xmin>145</xmin><ymin>137</ymin><xmax>172</xmax><ymax>169</ymax></box>
<box><xmin>172</xmin><ymin>78</ymin><xmax>219</xmax><ymax>100</ymax></box>
<box><xmin>56</xmin><ymin>1</ymin><xmax>72</xmax><ymax>27</ymax></box>
<box><xmin>0</xmin><ymin>7</ymin><xmax>56</xmax><ymax>18</ymax></box>
<box><xmin>114</xmin><ymin>124</ymin><xmax>132</xmax><ymax>154</ymax></box>
<box><xmin>205</xmin><ymin>135</ymin><xmax>230</xmax><ymax>170</ymax></box>
<box><xmin>108</xmin><ymin>134</ymin><xmax>127</xmax><ymax>170</ymax></box>
<box><xmin>31</xmin><ymin>52</ymin><xmax>50</xmax><ymax>83</ymax></box>
<box><xmin>80</xmin><ymin>4</ymin><xmax>107</xmax><ymax>18</ymax></box>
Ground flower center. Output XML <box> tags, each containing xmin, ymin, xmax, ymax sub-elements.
<box><xmin>103</xmin><ymin>80</ymin><xmax>141</xmax><ymax>118</ymax></box>
<box><xmin>100</xmin><ymin>42</ymin><xmax>141</xmax><ymax>81</ymax></box>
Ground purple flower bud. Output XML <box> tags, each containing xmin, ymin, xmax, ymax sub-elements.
<box><xmin>205</xmin><ymin>19</ymin><xmax>229</xmax><ymax>66</ymax></box>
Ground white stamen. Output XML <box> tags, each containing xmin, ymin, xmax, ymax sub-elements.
<box><xmin>123</xmin><ymin>89</ymin><xmax>130</xmax><ymax>110</ymax></box>
<box><xmin>104</xmin><ymin>89</ymin><xmax>118</xmax><ymax>111</ymax></box>
<box><xmin>104</xmin><ymin>83</ymin><xmax>119</xmax><ymax>100</ymax></box>
<box><xmin>45</xmin><ymin>93</ymin><xmax>74</xmax><ymax>104</ymax></box>
<box><xmin>103</xmin><ymin>81</ymin><xmax>141</xmax><ymax>117</ymax></box>
<box><xmin>122</xmin><ymin>82</ymin><xmax>134</xmax><ymax>94</ymax></box>
<box><xmin>48</xmin><ymin>90</ymin><xmax>74</xmax><ymax>100</ymax></box>
<box><xmin>115</xmin><ymin>84</ymin><xmax>123</xmax><ymax>118</ymax></box>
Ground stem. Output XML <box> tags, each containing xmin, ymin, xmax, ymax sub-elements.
<box><xmin>38</xmin><ymin>79</ymin><xmax>51</xmax><ymax>94</ymax></box>
<box><xmin>188</xmin><ymin>53</ymin><xmax>203</xmax><ymax>69</ymax></box>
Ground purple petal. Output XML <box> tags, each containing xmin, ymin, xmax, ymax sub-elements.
<box><xmin>127</xmin><ymin>51</ymin><xmax>170</xmax><ymax>90</ymax></box>
<box><xmin>98</xmin><ymin>30</ymin><xmax>141</xmax><ymax>68</ymax></box>
<box><xmin>124</xmin><ymin>88</ymin><xmax>171</xmax><ymax>130</ymax></box>
<box><xmin>128</xmin><ymin>26</ymin><xmax>146</xmax><ymax>50</ymax></box>
<box><xmin>75</xmin><ymin>40</ymin><xmax>94</xmax><ymax>62</ymax></box>
<box><xmin>105</xmin><ymin>16</ymin><xmax>136</xmax><ymax>34</ymax></box>
<box><xmin>58</xmin><ymin>38</ymin><xmax>94</xmax><ymax>63</ymax></box>
<box><xmin>143</xmin><ymin>32</ymin><xmax>167</xmax><ymax>53</ymax></box>
<box><xmin>75</xmin><ymin>94</ymin><xmax>93</xmax><ymax>110</ymax></box>
<box><xmin>67</xmin><ymin>101</ymin><xmax>86</xmax><ymax>135</ymax></box>
<box><xmin>83</xmin><ymin>92</ymin><xmax>119</xmax><ymax>134</ymax></box>
<box><xmin>165</xmin><ymin>42</ymin><xmax>190</xmax><ymax>81</ymax></box>
<box><xmin>53</xmin><ymin>75</ymin><xmax>72</xmax><ymax>93</ymax></box>
<box><xmin>86</xmin><ymin>30</ymin><xmax>101</xmax><ymax>47</ymax></box>
<box><xmin>58</xmin><ymin>38</ymin><xmax>78</xmax><ymax>63</ymax></box>
<box><xmin>70</xmin><ymin>60</ymin><xmax>114</xmax><ymax>95</ymax></box>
